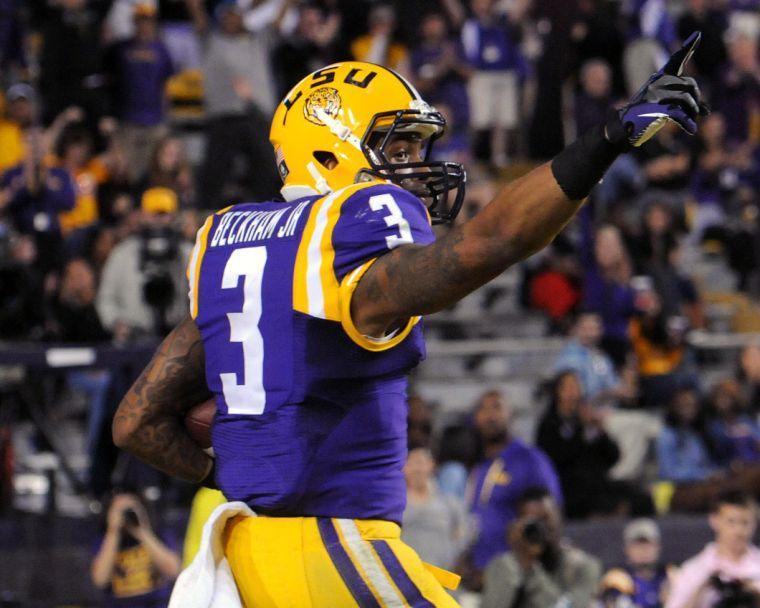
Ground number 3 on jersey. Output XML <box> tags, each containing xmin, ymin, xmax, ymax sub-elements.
<box><xmin>220</xmin><ymin>247</ymin><xmax>267</xmax><ymax>415</ymax></box>
<box><xmin>369</xmin><ymin>193</ymin><xmax>413</xmax><ymax>249</ymax></box>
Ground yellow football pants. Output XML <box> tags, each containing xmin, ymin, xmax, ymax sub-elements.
<box><xmin>223</xmin><ymin>515</ymin><xmax>461</xmax><ymax>607</ymax></box>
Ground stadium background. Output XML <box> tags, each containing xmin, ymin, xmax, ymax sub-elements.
<box><xmin>0</xmin><ymin>0</ymin><xmax>759</xmax><ymax>605</ymax></box>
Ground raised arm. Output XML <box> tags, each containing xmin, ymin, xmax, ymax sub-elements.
<box><xmin>112</xmin><ymin>315</ymin><xmax>213</xmax><ymax>483</ymax></box>
<box><xmin>352</xmin><ymin>33</ymin><xmax>707</xmax><ymax>337</ymax></box>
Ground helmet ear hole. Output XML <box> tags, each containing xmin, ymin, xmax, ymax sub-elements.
<box><xmin>313</xmin><ymin>151</ymin><xmax>338</xmax><ymax>170</ymax></box>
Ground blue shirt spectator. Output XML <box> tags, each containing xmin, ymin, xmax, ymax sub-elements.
<box><xmin>657</xmin><ymin>387</ymin><xmax>716</xmax><ymax>483</ymax></box>
<box><xmin>657</xmin><ymin>426</ymin><xmax>715</xmax><ymax>483</ymax></box>
<box><xmin>553</xmin><ymin>313</ymin><xmax>620</xmax><ymax>401</ymax></box>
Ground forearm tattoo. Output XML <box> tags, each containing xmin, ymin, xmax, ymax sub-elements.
<box><xmin>113</xmin><ymin>315</ymin><xmax>213</xmax><ymax>483</ymax></box>
<box><xmin>357</xmin><ymin>225</ymin><xmax>505</xmax><ymax>322</ymax></box>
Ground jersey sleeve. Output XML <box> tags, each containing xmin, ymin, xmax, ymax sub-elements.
<box><xmin>332</xmin><ymin>183</ymin><xmax>435</xmax><ymax>282</ymax></box>
<box><xmin>334</xmin><ymin>183</ymin><xmax>435</xmax><ymax>351</ymax></box>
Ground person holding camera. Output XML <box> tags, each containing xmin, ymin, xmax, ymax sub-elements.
<box><xmin>91</xmin><ymin>491</ymin><xmax>181</xmax><ymax>607</ymax></box>
<box><xmin>666</xmin><ymin>490</ymin><xmax>760</xmax><ymax>608</ymax></box>
<box><xmin>481</xmin><ymin>487</ymin><xmax>601</xmax><ymax>608</ymax></box>
<box><xmin>96</xmin><ymin>186</ymin><xmax>191</xmax><ymax>340</ymax></box>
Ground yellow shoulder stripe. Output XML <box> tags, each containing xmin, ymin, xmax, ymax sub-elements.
<box><xmin>338</xmin><ymin>257</ymin><xmax>419</xmax><ymax>352</ymax></box>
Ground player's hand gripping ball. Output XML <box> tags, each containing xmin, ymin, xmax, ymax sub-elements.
<box><xmin>184</xmin><ymin>398</ymin><xmax>215</xmax><ymax>449</ymax></box>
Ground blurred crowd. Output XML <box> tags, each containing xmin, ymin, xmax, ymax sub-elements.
<box><xmin>0</xmin><ymin>0</ymin><xmax>760</xmax><ymax>605</ymax></box>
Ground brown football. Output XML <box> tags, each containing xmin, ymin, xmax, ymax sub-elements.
<box><xmin>184</xmin><ymin>398</ymin><xmax>216</xmax><ymax>449</ymax></box>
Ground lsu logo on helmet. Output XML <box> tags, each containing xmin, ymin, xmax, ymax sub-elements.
<box><xmin>303</xmin><ymin>87</ymin><xmax>342</xmax><ymax>126</ymax></box>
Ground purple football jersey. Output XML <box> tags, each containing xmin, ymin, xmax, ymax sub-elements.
<box><xmin>189</xmin><ymin>182</ymin><xmax>435</xmax><ymax>522</ymax></box>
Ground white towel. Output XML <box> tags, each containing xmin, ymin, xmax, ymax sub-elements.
<box><xmin>169</xmin><ymin>501</ymin><xmax>256</xmax><ymax>608</ymax></box>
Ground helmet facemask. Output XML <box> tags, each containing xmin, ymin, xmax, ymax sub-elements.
<box><xmin>359</xmin><ymin>107</ymin><xmax>466</xmax><ymax>224</ymax></box>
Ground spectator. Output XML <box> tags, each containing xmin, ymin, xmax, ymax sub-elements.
<box><xmin>634</xmin><ymin>123</ymin><xmax>694</xmax><ymax>194</ymax></box>
<box><xmin>630</xmin><ymin>201</ymin><xmax>677</xmax><ymax>272</ymax></box>
<box><xmin>666</xmin><ymin>490</ymin><xmax>760</xmax><ymax>608</ymax></box>
<box><xmin>46</xmin><ymin>258</ymin><xmax>112</xmax><ymax>484</ymax></box>
<box><xmin>91</xmin><ymin>491</ymin><xmax>181</xmax><ymax>606</ymax></box>
<box><xmin>105</xmin><ymin>3</ymin><xmax>175</xmax><ymax>182</ymax></box>
<box><xmin>55</xmin><ymin>122</ymin><xmax>110</xmax><ymax>236</ymax></box>
<box><xmin>690</xmin><ymin>112</ymin><xmax>755</xmax><ymax>211</ymax></box>
<box><xmin>0</xmin><ymin>82</ymin><xmax>35</xmax><ymax>174</ymax></box>
<box><xmin>660</xmin><ymin>386</ymin><xmax>760</xmax><ymax>512</ymax></box>
<box><xmin>707</xmin><ymin>378</ymin><xmax>760</xmax><ymax>467</ymax></box>
<box><xmin>139</xmin><ymin>135</ymin><xmax>194</xmax><ymax>207</ymax></box>
<box><xmin>0</xmin><ymin>234</ymin><xmax>46</xmax><ymax>340</ymax></box>
<box><xmin>657</xmin><ymin>385</ymin><xmax>716</xmax><ymax>487</ymax></box>
<box><xmin>481</xmin><ymin>487</ymin><xmax>601</xmax><ymax>608</ymax></box>
<box><xmin>715</xmin><ymin>30</ymin><xmax>760</xmax><ymax>146</ymax></box>
<box><xmin>528</xmin><ymin>239</ymin><xmax>582</xmax><ymax>334</ymax></box>
<box><xmin>271</xmin><ymin>3</ymin><xmax>341</xmax><ymax>99</ymax></box>
<box><xmin>410</xmin><ymin>11</ymin><xmax>471</xmax><ymax>131</ymax></box>
<box><xmin>579</xmin><ymin>211</ymin><xmax>636</xmax><ymax>366</ymax></box>
<box><xmin>407</xmin><ymin>394</ymin><xmax>434</xmax><ymax>449</ymax></box>
<box><xmin>536</xmin><ymin>371</ymin><xmax>634</xmax><ymax>519</ymax></box>
<box><xmin>677</xmin><ymin>0</ymin><xmax>728</xmax><ymax>85</ymax></box>
<box><xmin>35</xmin><ymin>0</ymin><xmax>109</xmax><ymax>123</ymax></box>
<box><xmin>630</xmin><ymin>286</ymin><xmax>692</xmax><ymax>407</ymax></box>
<box><xmin>47</xmin><ymin>258</ymin><xmax>110</xmax><ymax>344</ymax></box>
<box><xmin>461</xmin><ymin>0</ymin><xmax>527</xmax><ymax>168</ymax></box>
<box><xmin>631</xmin><ymin>202</ymin><xmax>704</xmax><ymax>326</ymax></box>
<box><xmin>436</xmin><ymin>415</ymin><xmax>482</xmax><ymax>499</ymax></box>
<box><xmin>464</xmin><ymin>390</ymin><xmax>562</xmax><ymax>587</ymax></box>
<box><xmin>0</xmin><ymin>0</ymin><xmax>25</xmax><ymax>85</ymax></box>
<box><xmin>1</xmin><ymin>127</ymin><xmax>76</xmax><ymax>272</ymax></box>
<box><xmin>570</xmin><ymin>0</ymin><xmax>625</xmax><ymax>91</ymax></box>
<box><xmin>186</xmin><ymin>0</ymin><xmax>283</xmax><ymax>207</ymax></box>
<box><xmin>401</xmin><ymin>448</ymin><xmax>467</xmax><ymax>571</ymax></box>
<box><xmin>553</xmin><ymin>312</ymin><xmax>626</xmax><ymax>403</ymax></box>
<box><xmin>350</xmin><ymin>4</ymin><xmax>409</xmax><ymax>75</ymax></box>
<box><xmin>96</xmin><ymin>187</ymin><xmax>191</xmax><ymax>340</ymax></box>
<box><xmin>737</xmin><ymin>343</ymin><xmax>760</xmax><ymax>413</ymax></box>
<box><xmin>574</xmin><ymin>59</ymin><xmax>613</xmax><ymax>137</ymax></box>
<box><xmin>599</xmin><ymin>518</ymin><xmax>671</xmax><ymax>608</ymax></box>
<box><xmin>622</xmin><ymin>0</ymin><xmax>677</xmax><ymax>96</ymax></box>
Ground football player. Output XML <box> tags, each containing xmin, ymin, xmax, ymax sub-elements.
<box><xmin>113</xmin><ymin>33</ymin><xmax>706</xmax><ymax>607</ymax></box>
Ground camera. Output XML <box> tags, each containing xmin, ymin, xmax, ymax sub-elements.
<box><xmin>710</xmin><ymin>575</ymin><xmax>759</xmax><ymax>608</ymax></box>
<box><xmin>123</xmin><ymin>508</ymin><xmax>140</xmax><ymax>529</ymax></box>
<box><xmin>522</xmin><ymin>519</ymin><xmax>548</xmax><ymax>546</ymax></box>
<box><xmin>140</xmin><ymin>225</ymin><xmax>179</xmax><ymax>333</ymax></box>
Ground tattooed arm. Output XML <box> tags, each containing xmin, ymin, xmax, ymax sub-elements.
<box><xmin>112</xmin><ymin>315</ymin><xmax>213</xmax><ymax>483</ymax></box>
<box><xmin>352</xmin><ymin>164</ymin><xmax>580</xmax><ymax>336</ymax></box>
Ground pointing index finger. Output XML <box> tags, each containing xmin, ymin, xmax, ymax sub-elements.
<box><xmin>663</xmin><ymin>31</ymin><xmax>701</xmax><ymax>76</ymax></box>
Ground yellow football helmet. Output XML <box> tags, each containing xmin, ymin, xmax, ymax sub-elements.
<box><xmin>269</xmin><ymin>61</ymin><xmax>465</xmax><ymax>223</ymax></box>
